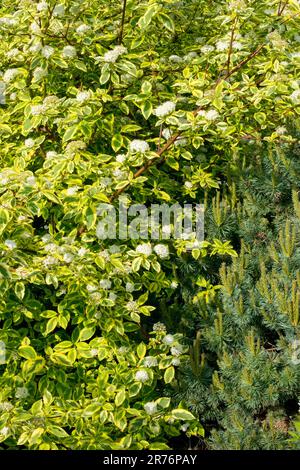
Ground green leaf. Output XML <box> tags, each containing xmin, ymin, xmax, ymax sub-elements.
<box><xmin>47</xmin><ymin>425</ymin><xmax>69</xmax><ymax>438</ymax></box>
<box><xmin>45</xmin><ymin>317</ymin><xmax>58</xmax><ymax>335</ymax></box>
<box><xmin>112</xmin><ymin>133</ymin><xmax>124</xmax><ymax>152</ymax></box>
<box><xmin>115</xmin><ymin>389</ymin><xmax>126</xmax><ymax>407</ymax></box>
<box><xmin>132</xmin><ymin>257</ymin><xmax>142</xmax><ymax>272</ymax></box>
<box><xmin>84</xmin><ymin>206</ymin><xmax>97</xmax><ymax>230</ymax></box>
<box><xmin>141</xmin><ymin>81</ymin><xmax>152</xmax><ymax>94</ymax></box>
<box><xmin>164</xmin><ymin>366</ymin><xmax>175</xmax><ymax>383</ymax></box>
<box><xmin>62</xmin><ymin>125</ymin><xmax>78</xmax><ymax>142</ymax></box>
<box><xmin>137</xmin><ymin>342</ymin><xmax>147</xmax><ymax>359</ymax></box>
<box><xmin>15</xmin><ymin>282</ymin><xmax>25</xmax><ymax>300</ymax></box>
<box><xmin>74</xmin><ymin>60</ymin><xmax>87</xmax><ymax>72</ymax></box>
<box><xmin>254</xmin><ymin>112</ymin><xmax>266</xmax><ymax>125</ymax></box>
<box><xmin>83</xmin><ymin>403</ymin><xmax>101</xmax><ymax>417</ymax></box>
<box><xmin>138</xmin><ymin>4</ymin><xmax>160</xmax><ymax>29</ymax></box>
<box><xmin>156</xmin><ymin>397</ymin><xmax>171</xmax><ymax>409</ymax></box>
<box><xmin>157</xmin><ymin>13</ymin><xmax>175</xmax><ymax>32</ymax></box>
<box><xmin>128</xmin><ymin>382</ymin><xmax>142</xmax><ymax>397</ymax></box>
<box><xmin>79</xmin><ymin>327</ymin><xmax>95</xmax><ymax>341</ymax></box>
<box><xmin>100</xmin><ymin>66</ymin><xmax>110</xmax><ymax>85</ymax></box>
<box><xmin>121</xmin><ymin>124</ymin><xmax>142</xmax><ymax>133</ymax></box>
<box><xmin>42</xmin><ymin>191</ymin><xmax>61</xmax><ymax>205</ymax></box>
<box><xmin>0</xmin><ymin>263</ymin><xmax>11</xmax><ymax>279</ymax></box>
<box><xmin>19</xmin><ymin>345</ymin><xmax>37</xmax><ymax>360</ymax></box>
<box><xmin>0</xmin><ymin>208</ymin><xmax>10</xmax><ymax>235</ymax></box>
<box><xmin>141</xmin><ymin>101</ymin><xmax>153</xmax><ymax>120</ymax></box>
<box><xmin>171</xmin><ymin>409</ymin><xmax>195</xmax><ymax>421</ymax></box>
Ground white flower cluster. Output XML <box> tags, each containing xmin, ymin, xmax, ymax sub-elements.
<box><xmin>0</xmin><ymin>427</ymin><xmax>9</xmax><ymax>437</ymax></box>
<box><xmin>116</xmin><ymin>154</ymin><xmax>127</xmax><ymax>163</ymax></box>
<box><xmin>6</xmin><ymin>48</ymin><xmax>22</xmax><ymax>60</ymax></box>
<box><xmin>90</xmin><ymin>348</ymin><xmax>98</xmax><ymax>357</ymax></box>
<box><xmin>99</xmin><ymin>279</ymin><xmax>112</xmax><ymax>290</ymax></box>
<box><xmin>216</xmin><ymin>39</ymin><xmax>230</xmax><ymax>51</ymax></box>
<box><xmin>3</xmin><ymin>68</ymin><xmax>20</xmax><ymax>83</ymax></box>
<box><xmin>29</xmin><ymin>42</ymin><xmax>42</xmax><ymax>54</ymax></box>
<box><xmin>129</xmin><ymin>140</ymin><xmax>150</xmax><ymax>153</ymax></box>
<box><xmin>76</xmin><ymin>90</ymin><xmax>90</xmax><ymax>103</ymax></box>
<box><xmin>267</xmin><ymin>31</ymin><xmax>287</xmax><ymax>49</ymax></box>
<box><xmin>154</xmin><ymin>101</ymin><xmax>176</xmax><ymax>118</ymax></box>
<box><xmin>169</xmin><ymin>55</ymin><xmax>183</xmax><ymax>63</ymax></box>
<box><xmin>216</xmin><ymin>39</ymin><xmax>243</xmax><ymax>52</ymax></box>
<box><xmin>33</xmin><ymin>67</ymin><xmax>47</xmax><ymax>81</ymax></box>
<box><xmin>0</xmin><ymin>401</ymin><xmax>13</xmax><ymax>412</ymax></box>
<box><xmin>87</xmin><ymin>284</ymin><xmax>97</xmax><ymax>292</ymax></box>
<box><xmin>290</xmin><ymin>90</ymin><xmax>300</xmax><ymax>103</ymax></box>
<box><xmin>30</xmin><ymin>96</ymin><xmax>58</xmax><ymax>116</ymax></box>
<box><xmin>126</xmin><ymin>300</ymin><xmax>138</xmax><ymax>311</ymax></box>
<box><xmin>4</xmin><ymin>239</ymin><xmax>17</xmax><ymax>250</ymax></box>
<box><xmin>136</xmin><ymin>243</ymin><xmax>152</xmax><ymax>256</ymax></box>
<box><xmin>172</xmin><ymin>357</ymin><xmax>180</xmax><ymax>366</ymax></box>
<box><xmin>25</xmin><ymin>176</ymin><xmax>37</xmax><ymax>186</ymax></box>
<box><xmin>126</xmin><ymin>282</ymin><xmax>135</xmax><ymax>292</ymax></box>
<box><xmin>162</xmin><ymin>128</ymin><xmax>172</xmax><ymax>140</ymax></box>
<box><xmin>162</xmin><ymin>334</ymin><xmax>175</xmax><ymax>345</ymax></box>
<box><xmin>53</xmin><ymin>4</ymin><xmax>65</xmax><ymax>17</ymax></box>
<box><xmin>103</xmin><ymin>45</ymin><xmax>127</xmax><ymax>63</ymax></box>
<box><xmin>143</xmin><ymin>356</ymin><xmax>158</xmax><ymax>368</ymax></box>
<box><xmin>42</xmin><ymin>45</ymin><xmax>54</xmax><ymax>59</ymax></box>
<box><xmin>201</xmin><ymin>45</ymin><xmax>215</xmax><ymax>54</ymax></box>
<box><xmin>276</xmin><ymin>126</ymin><xmax>287</xmax><ymax>135</ymax></box>
<box><xmin>0</xmin><ymin>17</ymin><xmax>17</xmax><ymax>28</ymax></box>
<box><xmin>37</xmin><ymin>1</ymin><xmax>48</xmax><ymax>12</ymax></box>
<box><xmin>99</xmin><ymin>176</ymin><xmax>112</xmax><ymax>188</ymax></box>
<box><xmin>171</xmin><ymin>344</ymin><xmax>183</xmax><ymax>356</ymax></box>
<box><xmin>144</xmin><ymin>401</ymin><xmax>157</xmax><ymax>415</ymax></box>
<box><xmin>46</xmin><ymin>150</ymin><xmax>58</xmax><ymax>160</ymax></box>
<box><xmin>63</xmin><ymin>253</ymin><xmax>74</xmax><ymax>263</ymax></box>
<box><xmin>62</xmin><ymin>46</ymin><xmax>77</xmax><ymax>59</ymax></box>
<box><xmin>24</xmin><ymin>138</ymin><xmax>36</xmax><ymax>148</ymax></box>
<box><xmin>65</xmin><ymin>140</ymin><xmax>86</xmax><ymax>157</ymax></box>
<box><xmin>76</xmin><ymin>24</ymin><xmax>91</xmax><ymax>35</ymax></box>
<box><xmin>153</xmin><ymin>244</ymin><xmax>169</xmax><ymax>258</ymax></box>
<box><xmin>66</xmin><ymin>186</ymin><xmax>80</xmax><ymax>196</ymax></box>
<box><xmin>113</xmin><ymin>168</ymin><xmax>126</xmax><ymax>180</ymax></box>
<box><xmin>184</xmin><ymin>52</ymin><xmax>198</xmax><ymax>62</ymax></box>
<box><xmin>198</xmin><ymin>109</ymin><xmax>219</xmax><ymax>121</ymax></box>
<box><xmin>30</xmin><ymin>22</ymin><xmax>41</xmax><ymax>34</ymax></box>
<box><xmin>135</xmin><ymin>370</ymin><xmax>149</xmax><ymax>383</ymax></box>
<box><xmin>152</xmin><ymin>322</ymin><xmax>166</xmax><ymax>332</ymax></box>
<box><xmin>15</xmin><ymin>386</ymin><xmax>28</xmax><ymax>399</ymax></box>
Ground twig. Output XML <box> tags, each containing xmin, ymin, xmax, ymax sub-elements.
<box><xmin>227</xmin><ymin>16</ymin><xmax>238</xmax><ymax>75</ymax></box>
<box><xmin>278</xmin><ymin>0</ymin><xmax>289</xmax><ymax>16</ymax></box>
<box><xmin>157</xmin><ymin>124</ymin><xmax>163</xmax><ymax>152</ymax></box>
<box><xmin>118</xmin><ymin>0</ymin><xmax>127</xmax><ymax>45</ymax></box>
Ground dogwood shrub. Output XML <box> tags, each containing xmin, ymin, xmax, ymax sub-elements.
<box><xmin>0</xmin><ymin>0</ymin><xmax>299</xmax><ymax>449</ymax></box>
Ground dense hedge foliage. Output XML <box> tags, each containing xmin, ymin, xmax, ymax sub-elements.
<box><xmin>0</xmin><ymin>0</ymin><xmax>300</xmax><ymax>450</ymax></box>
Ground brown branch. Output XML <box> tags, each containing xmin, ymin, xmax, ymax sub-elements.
<box><xmin>157</xmin><ymin>124</ymin><xmax>163</xmax><ymax>152</ymax></box>
<box><xmin>110</xmin><ymin>132</ymin><xmax>181</xmax><ymax>201</ymax></box>
<box><xmin>278</xmin><ymin>0</ymin><xmax>289</xmax><ymax>16</ymax></box>
<box><xmin>118</xmin><ymin>0</ymin><xmax>127</xmax><ymax>45</ymax></box>
<box><xmin>227</xmin><ymin>16</ymin><xmax>238</xmax><ymax>74</ymax></box>
<box><xmin>220</xmin><ymin>43</ymin><xmax>264</xmax><ymax>82</ymax></box>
